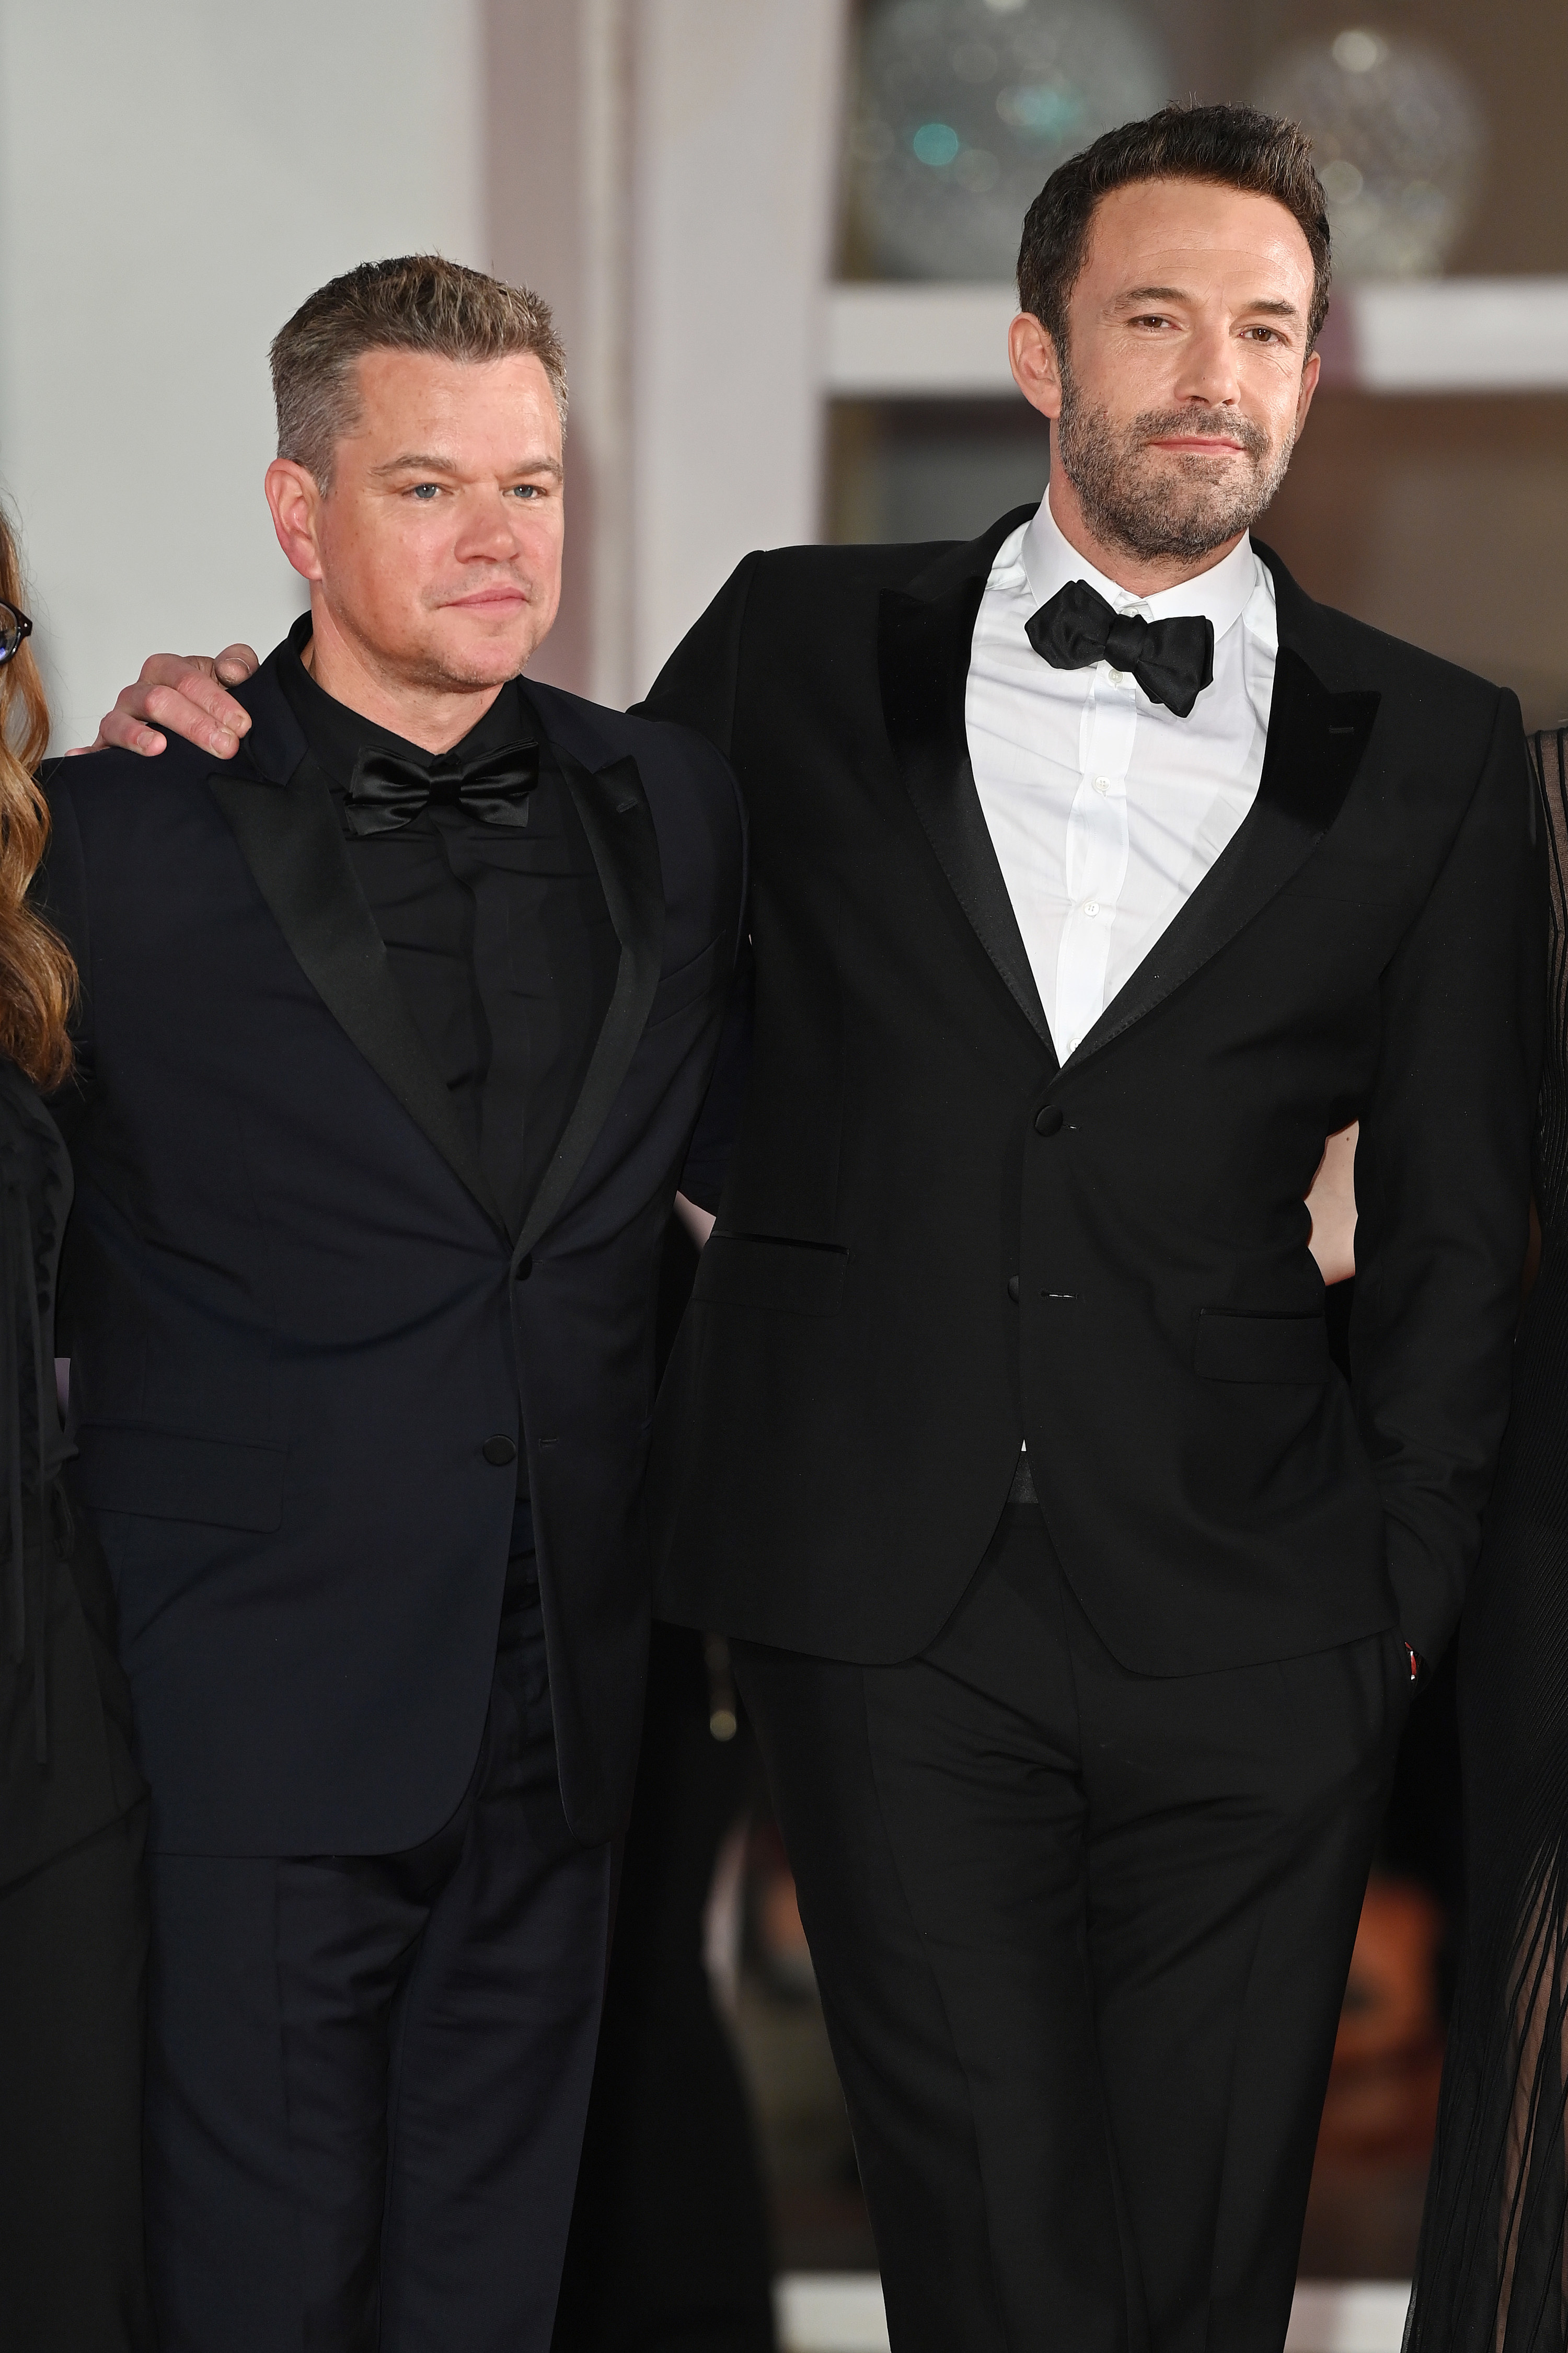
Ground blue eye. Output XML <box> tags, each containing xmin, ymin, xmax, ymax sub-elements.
<box><xmin>410</xmin><ymin>484</ymin><xmax>440</xmax><ymax>500</ymax></box>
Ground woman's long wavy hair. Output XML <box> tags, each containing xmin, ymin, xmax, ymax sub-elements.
<box><xmin>0</xmin><ymin>510</ymin><xmax>71</xmax><ymax>1088</ymax></box>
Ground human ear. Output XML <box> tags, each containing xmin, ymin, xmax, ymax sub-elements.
<box><xmin>1009</xmin><ymin>313</ymin><xmax>1064</xmax><ymax>423</ymax></box>
<box><xmin>263</xmin><ymin>458</ymin><xmax>326</xmax><ymax>584</ymax></box>
<box><xmin>1293</xmin><ymin>345</ymin><xmax>1322</xmax><ymax>442</ymax></box>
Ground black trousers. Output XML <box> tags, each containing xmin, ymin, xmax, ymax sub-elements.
<box><xmin>0</xmin><ymin>1804</ymin><xmax>152</xmax><ymax>2353</ymax></box>
<box><xmin>735</xmin><ymin>1505</ymin><xmax>1409</xmax><ymax>2353</ymax></box>
<box><xmin>143</xmin><ymin>1574</ymin><xmax>615</xmax><ymax>2353</ymax></box>
<box><xmin>553</xmin><ymin>1622</ymin><xmax>776</xmax><ymax>2353</ymax></box>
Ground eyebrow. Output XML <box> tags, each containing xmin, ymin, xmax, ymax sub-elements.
<box><xmin>1116</xmin><ymin>284</ymin><xmax>1304</xmax><ymax>322</ymax></box>
<box><xmin>370</xmin><ymin>451</ymin><xmax>564</xmax><ymax>481</ymax></box>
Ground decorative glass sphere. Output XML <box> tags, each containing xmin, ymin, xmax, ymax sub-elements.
<box><xmin>848</xmin><ymin>0</ymin><xmax>1170</xmax><ymax>283</ymax></box>
<box><xmin>1252</xmin><ymin>27</ymin><xmax>1485</xmax><ymax>279</ymax></box>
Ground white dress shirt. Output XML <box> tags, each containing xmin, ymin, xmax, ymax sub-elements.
<box><xmin>965</xmin><ymin>494</ymin><xmax>1278</xmax><ymax>1062</ymax></box>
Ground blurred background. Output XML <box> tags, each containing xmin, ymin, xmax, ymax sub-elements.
<box><xmin>15</xmin><ymin>0</ymin><xmax>1568</xmax><ymax>747</ymax></box>
<box><xmin>11</xmin><ymin>4</ymin><xmax>1567</xmax><ymax>2345</ymax></box>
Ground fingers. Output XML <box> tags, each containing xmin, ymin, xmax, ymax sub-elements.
<box><xmin>94</xmin><ymin>704</ymin><xmax>169</xmax><ymax>757</ymax></box>
<box><xmin>214</xmin><ymin>644</ymin><xmax>260</xmax><ymax>685</ymax></box>
<box><xmin>91</xmin><ymin>652</ymin><xmax>255</xmax><ymax>760</ymax></box>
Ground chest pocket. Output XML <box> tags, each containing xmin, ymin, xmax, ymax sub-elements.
<box><xmin>645</xmin><ymin>935</ymin><xmax>728</xmax><ymax>1031</ymax></box>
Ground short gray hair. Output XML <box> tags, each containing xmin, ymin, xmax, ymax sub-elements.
<box><xmin>270</xmin><ymin>254</ymin><xmax>569</xmax><ymax>492</ymax></box>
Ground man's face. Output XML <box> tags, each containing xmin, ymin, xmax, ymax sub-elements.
<box><xmin>1027</xmin><ymin>178</ymin><xmax>1320</xmax><ymax>565</ymax></box>
<box><xmin>281</xmin><ymin>347</ymin><xmax>564</xmax><ymax>691</ymax></box>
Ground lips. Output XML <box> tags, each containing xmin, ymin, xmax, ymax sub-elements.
<box><xmin>444</xmin><ymin>591</ymin><xmax>528</xmax><ymax>614</ymax></box>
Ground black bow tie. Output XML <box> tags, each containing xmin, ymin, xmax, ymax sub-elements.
<box><xmin>1025</xmin><ymin>579</ymin><xmax>1215</xmax><ymax>719</ymax></box>
<box><xmin>343</xmin><ymin>739</ymin><xmax>540</xmax><ymax>836</ymax></box>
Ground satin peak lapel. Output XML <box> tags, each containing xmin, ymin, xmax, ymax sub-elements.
<box><xmin>1070</xmin><ymin>645</ymin><xmax>1380</xmax><ymax>1065</ymax></box>
<box><xmin>211</xmin><ymin>760</ymin><xmax>509</xmax><ymax>1235</ymax></box>
<box><xmin>513</xmin><ymin>747</ymin><xmax>665</xmax><ymax>1263</ymax></box>
<box><xmin>880</xmin><ymin>576</ymin><xmax>1054</xmax><ymax>1059</ymax></box>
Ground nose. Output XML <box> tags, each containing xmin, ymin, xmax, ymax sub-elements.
<box><xmin>455</xmin><ymin>492</ymin><xmax>528</xmax><ymax>565</ymax></box>
<box><xmin>1172</xmin><ymin>319</ymin><xmax>1241</xmax><ymax>410</ymax></box>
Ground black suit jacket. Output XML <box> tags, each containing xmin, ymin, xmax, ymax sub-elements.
<box><xmin>43</xmin><ymin>648</ymin><xmax>744</xmax><ymax>1853</ymax></box>
<box><xmin>643</xmin><ymin>507</ymin><xmax>1543</xmax><ymax>1673</ymax></box>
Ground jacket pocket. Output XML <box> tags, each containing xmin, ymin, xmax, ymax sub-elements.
<box><xmin>693</xmin><ymin>1233</ymin><xmax>849</xmax><ymax>1317</ymax></box>
<box><xmin>644</xmin><ymin>934</ymin><xmax>727</xmax><ymax>1029</ymax></box>
<box><xmin>1193</xmin><ymin>1310</ymin><xmax>1330</xmax><ymax>1384</ymax></box>
<box><xmin>71</xmin><ymin>1423</ymin><xmax>287</xmax><ymax>1531</ymax></box>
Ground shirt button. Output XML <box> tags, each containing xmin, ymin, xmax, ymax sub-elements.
<box><xmin>1083</xmin><ymin>901</ymin><xmax>1100</xmax><ymax>918</ymax></box>
<box><xmin>1093</xmin><ymin>775</ymin><xmax>1110</xmax><ymax>795</ymax></box>
<box><xmin>1108</xmin><ymin>668</ymin><xmax>1129</xmax><ymax>686</ymax></box>
<box><xmin>482</xmin><ymin>1435</ymin><xmax>517</xmax><ymax>1467</ymax></box>
<box><xmin>1033</xmin><ymin>1105</ymin><xmax>1064</xmax><ymax>1137</ymax></box>
<box><xmin>1007</xmin><ymin>1275</ymin><xmax>1021</xmax><ymax>1302</ymax></box>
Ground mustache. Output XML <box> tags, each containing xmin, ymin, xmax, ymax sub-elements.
<box><xmin>1131</xmin><ymin>406</ymin><xmax>1272</xmax><ymax>459</ymax></box>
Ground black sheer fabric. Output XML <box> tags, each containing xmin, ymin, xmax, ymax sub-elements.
<box><xmin>0</xmin><ymin>1057</ymin><xmax>71</xmax><ymax>1767</ymax></box>
<box><xmin>1408</xmin><ymin>729</ymin><xmax>1568</xmax><ymax>2349</ymax></box>
<box><xmin>0</xmin><ymin>1055</ymin><xmax>142</xmax><ymax>1890</ymax></box>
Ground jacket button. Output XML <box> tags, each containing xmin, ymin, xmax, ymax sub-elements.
<box><xmin>513</xmin><ymin>1254</ymin><xmax>533</xmax><ymax>1282</ymax></box>
<box><xmin>482</xmin><ymin>1435</ymin><xmax>517</xmax><ymax>1467</ymax></box>
<box><xmin>1007</xmin><ymin>1275</ymin><xmax>1021</xmax><ymax>1302</ymax></box>
<box><xmin>1033</xmin><ymin>1104</ymin><xmax>1064</xmax><ymax>1136</ymax></box>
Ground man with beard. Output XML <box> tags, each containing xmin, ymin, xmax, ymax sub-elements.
<box><xmin>99</xmin><ymin>106</ymin><xmax>1542</xmax><ymax>2353</ymax></box>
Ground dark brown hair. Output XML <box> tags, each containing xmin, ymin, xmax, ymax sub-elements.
<box><xmin>1017</xmin><ymin>102</ymin><xmax>1331</xmax><ymax>357</ymax></box>
<box><xmin>0</xmin><ymin>511</ymin><xmax>71</xmax><ymax>1090</ymax></box>
<box><xmin>271</xmin><ymin>254</ymin><xmax>568</xmax><ymax>493</ymax></box>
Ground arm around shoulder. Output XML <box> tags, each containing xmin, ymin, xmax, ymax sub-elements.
<box><xmin>634</xmin><ymin>550</ymin><xmax>763</xmax><ymax>762</ymax></box>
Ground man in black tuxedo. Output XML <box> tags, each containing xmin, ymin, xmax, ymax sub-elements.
<box><xmin>639</xmin><ymin>110</ymin><xmax>1541</xmax><ymax>2350</ymax></box>
<box><xmin>107</xmin><ymin>109</ymin><xmax>1543</xmax><ymax>2353</ymax></box>
<box><xmin>49</xmin><ymin>256</ymin><xmax>742</xmax><ymax>2352</ymax></box>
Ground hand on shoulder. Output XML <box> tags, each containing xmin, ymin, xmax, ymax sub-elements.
<box><xmin>71</xmin><ymin>646</ymin><xmax>260</xmax><ymax>760</ymax></box>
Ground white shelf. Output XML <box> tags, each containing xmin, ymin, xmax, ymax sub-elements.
<box><xmin>824</xmin><ymin>277</ymin><xmax>1568</xmax><ymax>398</ymax></box>
<box><xmin>775</xmin><ymin>2274</ymin><xmax>1411</xmax><ymax>2351</ymax></box>
<box><xmin>824</xmin><ymin>283</ymin><xmax>1020</xmax><ymax>396</ymax></box>
<box><xmin>1350</xmin><ymin>276</ymin><xmax>1568</xmax><ymax>389</ymax></box>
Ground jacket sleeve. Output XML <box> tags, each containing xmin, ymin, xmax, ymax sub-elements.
<box><xmin>633</xmin><ymin>550</ymin><xmax>762</xmax><ymax>760</ymax></box>
<box><xmin>640</xmin><ymin>554</ymin><xmax>762</xmax><ymax>1215</ymax></box>
<box><xmin>678</xmin><ymin>936</ymin><xmax>753</xmax><ymax>1213</ymax></box>
<box><xmin>1350</xmin><ymin>686</ymin><xmax>1546</xmax><ymax>1663</ymax></box>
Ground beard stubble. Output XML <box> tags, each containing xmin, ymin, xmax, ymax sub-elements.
<box><xmin>1055</xmin><ymin>359</ymin><xmax>1298</xmax><ymax>566</ymax></box>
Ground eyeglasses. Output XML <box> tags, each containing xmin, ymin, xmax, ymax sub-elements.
<box><xmin>0</xmin><ymin>601</ymin><xmax>32</xmax><ymax>667</ymax></box>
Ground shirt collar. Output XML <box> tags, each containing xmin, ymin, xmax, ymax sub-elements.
<box><xmin>276</xmin><ymin>610</ymin><xmax>536</xmax><ymax>793</ymax></box>
<box><xmin>1019</xmin><ymin>490</ymin><xmax>1261</xmax><ymax>645</ymax></box>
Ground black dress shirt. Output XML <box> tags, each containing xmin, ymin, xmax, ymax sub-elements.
<box><xmin>279</xmin><ymin>619</ymin><xmax>617</xmax><ymax>1558</ymax></box>
<box><xmin>278</xmin><ymin>615</ymin><xmax>617</xmax><ymax>1241</ymax></box>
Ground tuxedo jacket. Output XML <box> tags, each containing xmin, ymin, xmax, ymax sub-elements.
<box><xmin>643</xmin><ymin>507</ymin><xmax>1544</xmax><ymax>1674</ymax></box>
<box><xmin>43</xmin><ymin>649</ymin><xmax>744</xmax><ymax>1854</ymax></box>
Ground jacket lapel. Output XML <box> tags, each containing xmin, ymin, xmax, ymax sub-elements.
<box><xmin>213</xmin><ymin>661</ymin><xmax>666</xmax><ymax>1257</ymax></box>
<box><xmin>1069</xmin><ymin>553</ymin><xmax>1380</xmax><ymax>1066</ymax></box>
<box><xmin>512</xmin><ymin>746</ymin><xmax>665</xmax><ymax>1264</ymax></box>
<box><xmin>211</xmin><ymin>742</ymin><xmax>510</xmax><ymax>1235</ymax></box>
<box><xmin>879</xmin><ymin>507</ymin><xmax>1056</xmax><ymax>1061</ymax></box>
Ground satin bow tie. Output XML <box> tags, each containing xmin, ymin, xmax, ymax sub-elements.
<box><xmin>1025</xmin><ymin>579</ymin><xmax>1215</xmax><ymax>719</ymax></box>
<box><xmin>343</xmin><ymin>739</ymin><xmax>540</xmax><ymax>836</ymax></box>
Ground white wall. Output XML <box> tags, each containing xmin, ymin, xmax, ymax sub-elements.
<box><xmin>0</xmin><ymin>1</ymin><xmax>484</xmax><ymax>748</ymax></box>
<box><xmin>630</xmin><ymin>0</ymin><xmax>849</xmax><ymax>694</ymax></box>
